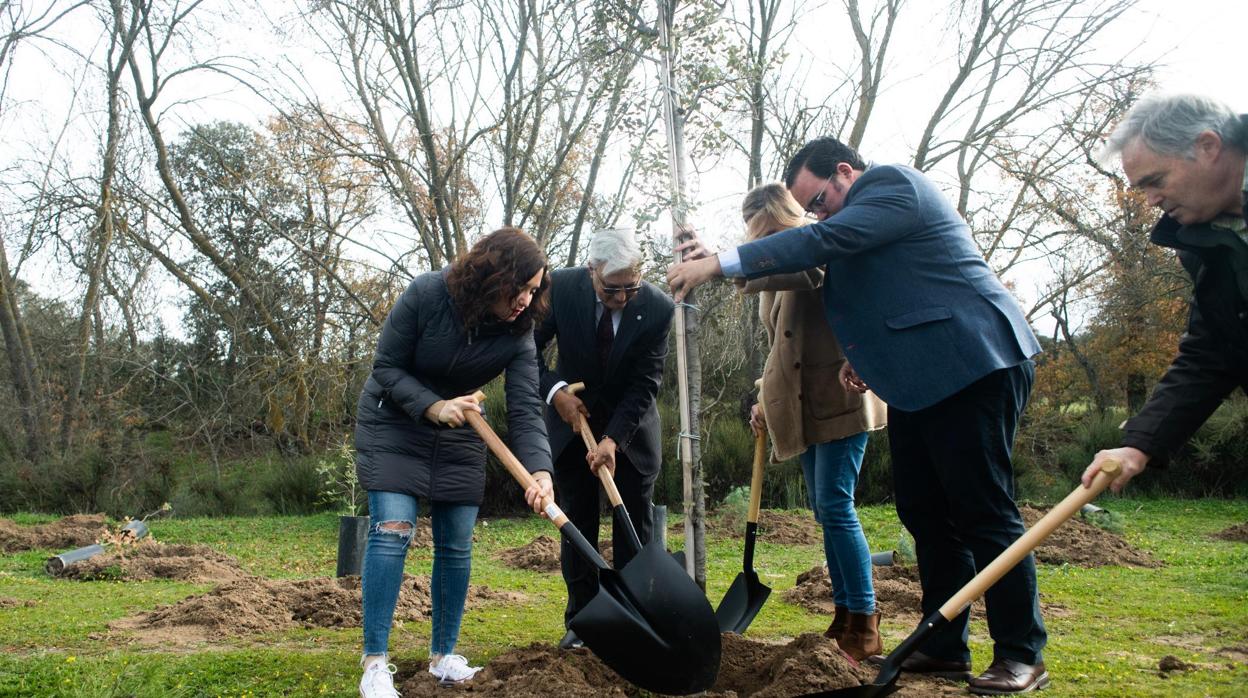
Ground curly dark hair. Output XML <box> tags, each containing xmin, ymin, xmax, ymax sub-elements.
<box><xmin>446</xmin><ymin>227</ymin><xmax>550</xmax><ymax>335</ymax></box>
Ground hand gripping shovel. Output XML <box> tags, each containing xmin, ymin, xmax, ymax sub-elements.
<box><xmin>465</xmin><ymin>392</ymin><xmax>721</xmax><ymax>695</ymax></box>
<box><xmin>805</xmin><ymin>459</ymin><xmax>1123</xmax><ymax>698</ymax></box>
<box><xmin>714</xmin><ymin>428</ymin><xmax>771</xmax><ymax>633</ymax></box>
<box><xmin>565</xmin><ymin>381</ymin><xmax>642</xmax><ymax>553</ymax></box>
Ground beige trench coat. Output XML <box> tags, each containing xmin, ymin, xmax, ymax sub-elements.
<box><xmin>743</xmin><ymin>270</ymin><xmax>887</xmax><ymax>462</ymax></box>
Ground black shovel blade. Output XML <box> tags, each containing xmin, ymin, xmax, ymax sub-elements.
<box><xmin>715</xmin><ymin>569</ymin><xmax>772</xmax><ymax>634</ymax></box>
<box><xmin>570</xmin><ymin>541</ymin><xmax>722</xmax><ymax>695</ymax></box>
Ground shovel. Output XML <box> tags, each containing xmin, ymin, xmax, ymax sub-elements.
<box><xmin>806</xmin><ymin>459</ymin><xmax>1123</xmax><ymax>698</ymax></box>
<box><xmin>465</xmin><ymin>391</ymin><xmax>721</xmax><ymax>695</ymax></box>
<box><xmin>565</xmin><ymin>381</ymin><xmax>642</xmax><ymax>553</ymax></box>
<box><xmin>714</xmin><ymin>427</ymin><xmax>772</xmax><ymax>633</ymax></box>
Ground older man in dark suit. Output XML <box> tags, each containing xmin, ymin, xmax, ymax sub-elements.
<box><xmin>535</xmin><ymin>228</ymin><xmax>675</xmax><ymax>650</ymax></box>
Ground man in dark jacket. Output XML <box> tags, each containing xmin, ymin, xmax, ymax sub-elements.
<box><xmin>534</xmin><ymin>228</ymin><xmax>674</xmax><ymax>650</ymax></box>
<box><xmin>1085</xmin><ymin>94</ymin><xmax>1248</xmax><ymax>492</ymax></box>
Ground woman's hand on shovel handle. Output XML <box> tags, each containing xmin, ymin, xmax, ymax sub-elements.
<box><xmin>749</xmin><ymin>403</ymin><xmax>767</xmax><ymax>439</ymax></box>
<box><xmin>525</xmin><ymin>471</ymin><xmax>554</xmax><ymax>517</ymax></box>
<box><xmin>1083</xmin><ymin>447</ymin><xmax>1148</xmax><ymax>493</ymax></box>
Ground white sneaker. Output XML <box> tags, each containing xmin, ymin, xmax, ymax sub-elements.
<box><xmin>359</xmin><ymin>659</ymin><xmax>400</xmax><ymax>698</ymax></box>
<box><xmin>428</xmin><ymin>654</ymin><xmax>481</xmax><ymax>685</ymax></box>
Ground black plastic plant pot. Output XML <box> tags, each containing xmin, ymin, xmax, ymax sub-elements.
<box><xmin>336</xmin><ymin>515</ymin><xmax>370</xmax><ymax>577</ymax></box>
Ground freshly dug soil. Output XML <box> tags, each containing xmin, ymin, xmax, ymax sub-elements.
<box><xmin>113</xmin><ymin>574</ymin><xmax>523</xmax><ymax>640</ymax></box>
<box><xmin>397</xmin><ymin>632</ymin><xmax>871</xmax><ymax>697</ymax></box>
<box><xmin>55</xmin><ymin>540</ymin><xmax>251</xmax><ymax>583</ymax></box>
<box><xmin>0</xmin><ymin>514</ymin><xmax>107</xmax><ymax>552</ymax></box>
<box><xmin>1158</xmin><ymin>655</ymin><xmax>1196</xmax><ymax>673</ymax></box>
<box><xmin>1021</xmin><ymin>505</ymin><xmax>1161</xmax><ymax>568</ymax></box>
<box><xmin>495</xmin><ymin>535</ymin><xmax>560</xmax><ymax>572</ymax></box>
<box><xmin>0</xmin><ymin>596</ymin><xmax>38</xmax><ymax>608</ymax></box>
<box><xmin>784</xmin><ymin>564</ymin><xmax>982</xmax><ymax>623</ymax></box>
<box><xmin>1211</xmin><ymin>522</ymin><xmax>1248</xmax><ymax>542</ymax></box>
<box><xmin>494</xmin><ymin>534</ymin><xmax>617</xmax><ymax>572</ymax></box>
<box><xmin>675</xmin><ymin>510</ymin><xmax>823</xmax><ymax>546</ymax></box>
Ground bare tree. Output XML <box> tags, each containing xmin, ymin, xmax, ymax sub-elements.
<box><xmin>59</xmin><ymin>0</ymin><xmax>143</xmax><ymax>452</ymax></box>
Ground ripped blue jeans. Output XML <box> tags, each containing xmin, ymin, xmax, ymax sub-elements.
<box><xmin>361</xmin><ymin>490</ymin><xmax>478</xmax><ymax>657</ymax></box>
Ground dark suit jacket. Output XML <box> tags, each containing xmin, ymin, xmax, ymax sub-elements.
<box><xmin>737</xmin><ymin>164</ymin><xmax>1040</xmax><ymax>411</ymax></box>
<box><xmin>534</xmin><ymin>266</ymin><xmax>674</xmax><ymax>476</ymax></box>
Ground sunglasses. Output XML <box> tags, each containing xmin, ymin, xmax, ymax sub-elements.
<box><xmin>594</xmin><ymin>269</ymin><xmax>643</xmax><ymax>297</ymax></box>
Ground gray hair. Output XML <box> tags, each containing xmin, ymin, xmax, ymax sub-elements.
<box><xmin>587</xmin><ymin>228</ymin><xmax>642</xmax><ymax>276</ymax></box>
<box><xmin>1099</xmin><ymin>93</ymin><xmax>1247</xmax><ymax>165</ymax></box>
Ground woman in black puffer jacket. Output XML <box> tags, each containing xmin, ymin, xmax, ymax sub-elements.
<box><xmin>354</xmin><ymin>228</ymin><xmax>553</xmax><ymax>696</ymax></box>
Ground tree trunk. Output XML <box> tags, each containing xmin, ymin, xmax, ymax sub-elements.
<box><xmin>658</xmin><ymin>0</ymin><xmax>706</xmax><ymax>589</ymax></box>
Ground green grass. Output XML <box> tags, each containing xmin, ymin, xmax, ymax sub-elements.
<box><xmin>1</xmin><ymin>500</ymin><xmax>1245</xmax><ymax>696</ymax></box>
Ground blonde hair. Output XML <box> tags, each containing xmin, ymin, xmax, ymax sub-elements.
<box><xmin>741</xmin><ymin>183</ymin><xmax>808</xmax><ymax>241</ymax></box>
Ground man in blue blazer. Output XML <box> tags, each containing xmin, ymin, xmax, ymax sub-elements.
<box><xmin>669</xmin><ymin>137</ymin><xmax>1047</xmax><ymax>695</ymax></box>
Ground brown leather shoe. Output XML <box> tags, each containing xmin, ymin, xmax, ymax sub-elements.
<box><xmin>838</xmin><ymin>611</ymin><xmax>883</xmax><ymax>661</ymax></box>
<box><xmin>824</xmin><ymin>606</ymin><xmax>848</xmax><ymax>642</ymax></box>
<box><xmin>968</xmin><ymin>658</ymin><xmax>1049</xmax><ymax>694</ymax></box>
<box><xmin>894</xmin><ymin>650</ymin><xmax>973</xmax><ymax>681</ymax></box>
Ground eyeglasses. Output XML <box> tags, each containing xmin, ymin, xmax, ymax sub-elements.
<box><xmin>594</xmin><ymin>269</ymin><xmax>643</xmax><ymax>298</ymax></box>
<box><xmin>804</xmin><ymin>178</ymin><xmax>830</xmax><ymax>214</ymax></box>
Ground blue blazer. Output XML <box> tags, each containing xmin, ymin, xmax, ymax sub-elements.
<box><xmin>737</xmin><ymin>164</ymin><xmax>1040</xmax><ymax>411</ymax></box>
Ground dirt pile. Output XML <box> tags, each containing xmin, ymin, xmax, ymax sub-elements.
<box><xmin>55</xmin><ymin>540</ymin><xmax>251</xmax><ymax>583</ymax></box>
<box><xmin>495</xmin><ymin>535</ymin><xmax>560</xmax><ymax>572</ymax></box>
<box><xmin>398</xmin><ymin>632</ymin><xmax>870</xmax><ymax>697</ymax></box>
<box><xmin>1211</xmin><ymin>522</ymin><xmax>1248</xmax><ymax>542</ymax></box>
<box><xmin>114</xmin><ymin>574</ymin><xmax>523</xmax><ymax>640</ymax></box>
<box><xmin>0</xmin><ymin>596</ymin><xmax>38</xmax><ymax>608</ymax></box>
<box><xmin>676</xmin><ymin>510</ymin><xmax>823</xmax><ymax>546</ymax></box>
<box><xmin>784</xmin><ymin>564</ymin><xmax>972</xmax><ymax>623</ymax></box>
<box><xmin>1021</xmin><ymin>505</ymin><xmax>1161</xmax><ymax>568</ymax></box>
<box><xmin>495</xmin><ymin>534</ymin><xmax>619</xmax><ymax>572</ymax></box>
<box><xmin>0</xmin><ymin>514</ymin><xmax>107</xmax><ymax>552</ymax></box>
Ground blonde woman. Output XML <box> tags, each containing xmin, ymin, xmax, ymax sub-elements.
<box><xmin>740</xmin><ymin>183</ymin><xmax>888</xmax><ymax>660</ymax></box>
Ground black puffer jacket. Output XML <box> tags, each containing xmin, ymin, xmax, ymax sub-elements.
<box><xmin>354</xmin><ymin>270</ymin><xmax>552</xmax><ymax>504</ymax></box>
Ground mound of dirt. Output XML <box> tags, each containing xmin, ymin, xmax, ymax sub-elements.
<box><xmin>113</xmin><ymin>574</ymin><xmax>523</xmax><ymax>641</ymax></box>
<box><xmin>496</xmin><ymin>535</ymin><xmax>561</xmax><ymax>572</ymax></box>
<box><xmin>0</xmin><ymin>596</ymin><xmax>38</xmax><ymax>608</ymax></box>
<box><xmin>398</xmin><ymin>632</ymin><xmax>870</xmax><ymax>697</ymax></box>
<box><xmin>1211</xmin><ymin>522</ymin><xmax>1248</xmax><ymax>542</ymax></box>
<box><xmin>783</xmin><ymin>564</ymin><xmax>975</xmax><ymax>623</ymax></box>
<box><xmin>494</xmin><ymin>533</ymin><xmax>623</xmax><ymax>573</ymax></box>
<box><xmin>713</xmin><ymin>632</ymin><xmax>871</xmax><ymax>697</ymax></box>
<box><xmin>56</xmin><ymin>540</ymin><xmax>251</xmax><ymax>583</ymax></box>
<box><xmin>1158</xmin><ymin>655</ymin><xmax>1196</xmax><ymax>673</ymax></box>
<box><xmin>1021</xmin><ymin>505</ymin><xmax>1161</xmax><ymax>568</ymax></box>
<box><xmin>675</xmin><ymin>510</ymin><xmax>823</xmax><ymax>547</ymax></box>
<box><xmin>0</xmin><ymin>514</ymin><xmax>107</xmax><ymax>552</ymax></box>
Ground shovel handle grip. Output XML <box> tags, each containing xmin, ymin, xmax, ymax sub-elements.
<box><xmin>566</xmin><ymin>382</ymin><xmax>627</xmax><ymax>509</ymax></box>
<box><xmin>937</xmin><ymin>458</ymin><xmax>1123</xmax><ymax>620</ymax></box>
<box><xmin>465</xmin><ymin>391</ymin><xmax>569</xmax><ymax>528</ymax></box>
<box><xmin>747</xmin><ymin>432</ymin><xmax>766</xmax><ymax>524</ymax></box>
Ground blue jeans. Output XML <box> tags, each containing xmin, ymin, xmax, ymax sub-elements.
<box><xmin>361</xmin><ymin>491</ymin><xmax>478</xmax><ymax>657</ymax></box>
<box><xmin>799</xmin><ymin>432</ymin><xmax>874</xmax><ymax>614</ymax></box>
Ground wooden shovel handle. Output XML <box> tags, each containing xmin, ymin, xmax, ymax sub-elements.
<box><xmin>566</xmin><ymin>382</ymin><xmax>626</xmax><ymax>509</ymax></box>
<box><xmin>465</xmin><ymin>391</ymin><xmax>569</xmax><ymax>528</ymax></box>
<box><xmin>748</xmin><ymin>378</ymin><xmax>766</xmax><ymax>524</ymax></box>
<box><xmin>747</xmin><ymin>431</ymin><xmax>766</xmax><ymax>524</ymax></box>
<box><xmin>937</xmin><ymin>459</ymin><xmax>1123</xmax><ymax>620</ymax></box>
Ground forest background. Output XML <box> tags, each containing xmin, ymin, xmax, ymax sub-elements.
<box><xmin>1</xmin><ymin>0</ymin><xmax>1246</xmax><ymax>522</ymax></box>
